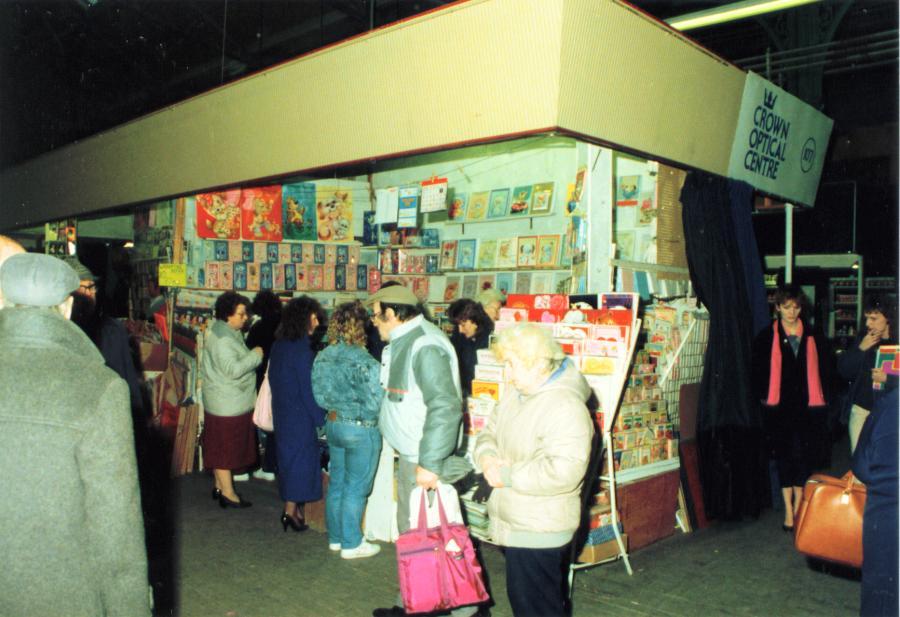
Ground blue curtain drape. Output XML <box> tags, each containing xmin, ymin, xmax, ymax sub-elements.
<box><xmin>681</xmin><ymin>170</ymin><xmax>769</xmax><ymax>520</ymax></box>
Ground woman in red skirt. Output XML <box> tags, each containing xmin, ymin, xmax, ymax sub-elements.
<box><xmin>201</xmin><ymin>292</ymin><xmax>263</xmax><ymax>507</ymax></box>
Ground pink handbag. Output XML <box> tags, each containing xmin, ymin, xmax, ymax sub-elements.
<box><xmin>396</xmin><ymin>490</ymin><xmax>489</xmax><ymax>613</ymax></box>
<box><xmin>252</xmin><ymin>369</ymin><xmax>274</xmax><ymax>432</ymax></box>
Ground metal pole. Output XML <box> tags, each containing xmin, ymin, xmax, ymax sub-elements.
<box><xmin>785</xmin><ymin>202</ymin><xmax>794</xmax><ymax>284</ymax></box>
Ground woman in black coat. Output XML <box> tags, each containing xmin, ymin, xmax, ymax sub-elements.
<box><xmin>752</xmin><ymin>285</ymin><xmax>830</xmax><ymax>531</ymax></box>
<box><xmin>447</xmin><ymin>298</ymin><xmax>494</xmax><ymax>397</ymax></box>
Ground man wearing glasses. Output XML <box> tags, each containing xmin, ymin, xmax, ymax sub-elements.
<box><xmin>366</xmin><ymin>285</ymin><xmax>482</xmax><ymax>617</ymax></box>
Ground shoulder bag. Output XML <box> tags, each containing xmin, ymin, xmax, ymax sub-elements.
<box><xmin>252</xmin><ymin>369</ymin><xmax>274</xmax><ymax>432</ymax></box>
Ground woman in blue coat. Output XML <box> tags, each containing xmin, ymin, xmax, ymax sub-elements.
<box><xmin>269</xmin><ymin>296</ymin><xmax>326</xmax><ymax>532</ymax></box>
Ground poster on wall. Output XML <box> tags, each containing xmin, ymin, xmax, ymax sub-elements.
<box><xmin>375</xmin><ymin>187</ymin><xmax>399</xmax><ymax>224</ymax></box>
<box><xmin>282</xmin><ymin>183</ymin><xmax>318</xmax><ymax>241</ymax></box>
<box><xmin>530</xmin><ymin>182</ymin><xmax>554</xmax><ymax>215</ymax></box>
<box><xmin>240</xmin><ymin>185</ymin><xmax>283</xmax><ymax>241</ymax></box>
<box><xmin>315</xmin><ymin>187</ymin><xmax>354</xmax><ymax>242</ymax></box>
<box><xmin>510</xmin><ymin>185</ymin><xmax>532</xmax><ymax>216</ymax></box>
<box><xmin>196</xmin><ymin>190</ymin><xmax>242</xmax><ymax>239</ymax></box>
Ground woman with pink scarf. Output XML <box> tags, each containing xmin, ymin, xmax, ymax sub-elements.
<box><xmin>752</xmin><ymin>285</ymin><xmax>831</xmax><ymax>532</ymax></box>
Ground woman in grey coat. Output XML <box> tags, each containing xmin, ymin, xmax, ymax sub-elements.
<box><xmin>201</xmin><ymin>291</ymin><xmax>263</xmax><ymax>508</ymax></box>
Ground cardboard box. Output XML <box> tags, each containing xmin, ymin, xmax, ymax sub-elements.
<box><xmin>577</xmin><ymin>534</ymin><xmax>628</xmax><ymax>564</ymax></box>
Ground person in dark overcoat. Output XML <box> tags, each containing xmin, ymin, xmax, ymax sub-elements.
<box><xmin>0</xmin><ymin>253</ymin><xmax>150</xmax><ymax>617</ymax></box>
<box><xmin>269</xmin><ymin>295</ymin><xmax>326</xmax><ymax>531</ymax></box>
<box><xmin>852</xmin><ymin>387</ymin><xmax>899</xmax><ymax>617</ymax></box>
<box><xmin>752</xmin><ymin>285</ymin><xmax>831</xmax><ymax>531</ymax></box>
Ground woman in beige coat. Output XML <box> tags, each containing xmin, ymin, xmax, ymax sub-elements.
<box><xmin>474</xmin><ymin>323</ymin><xmax>593</xmax><ymax>617</ymax></box>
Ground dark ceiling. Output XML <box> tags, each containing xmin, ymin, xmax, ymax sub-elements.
<box><xmin>0</xmin><ymin>0</ymin><xmax>897</xmax><ymax>270</ymax></box>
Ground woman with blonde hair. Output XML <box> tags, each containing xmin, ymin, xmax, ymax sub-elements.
<box><xmin>312</xmin><ymin>301</ymin><xmax>384</xmax><ymax>559</ymax></box>
<box><xmin>474</xmin><ymin>323</ymin><xmax>593</xmax><ymax>617</ymax></box>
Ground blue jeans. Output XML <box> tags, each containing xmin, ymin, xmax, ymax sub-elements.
<box><xmin>325</xmin><ymin>421</ymin><xmax>381</xmax><ymax>549</ymax></box>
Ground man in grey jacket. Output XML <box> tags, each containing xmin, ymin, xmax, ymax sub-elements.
<box><xmin>366</xmin><ymin>285</ymin><xmax>484</xmax><ymax>617</ymax></box>
<box><xmin>0</xmin><ymin>253</ymin><xmax>151</xmax><ymax>617</ymax></box>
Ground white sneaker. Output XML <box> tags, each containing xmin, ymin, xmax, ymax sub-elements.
<box><xmin>252</xmin><ymin>470</ymin><xmax>276</xmax><ymax>481</ymax></box>
<box><xmin>340</xmin><ymin>540</ymin><xmax>381</xmax><ymax>560</ymax></box>
<box><xmin>233</xmin><ymin>473</ymin><xmax>250</xmax><ymax>482</ymax></box>
<box><xmin>329</xmin><ymin>543</ymin><xmax>341</xmax><ymax>551</ymax></box>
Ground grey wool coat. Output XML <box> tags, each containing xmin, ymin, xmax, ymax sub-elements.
<box><xmin>0</xmin><ymin>307</ymin><xmax>150</xmax><ymax>617</ymax></box>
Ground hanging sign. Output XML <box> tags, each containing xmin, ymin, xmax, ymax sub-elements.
<box><xmin>727</xmin><ymin>72</ymin><xmax>833</xmax><ymax>207</ymax></box>
<box><xmin>158</xmin><ymin>263</ymin><xmax>188</xmax><ymax>288</ymax></box>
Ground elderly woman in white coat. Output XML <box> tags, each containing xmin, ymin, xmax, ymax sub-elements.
<box><xmin>474</xmin><ymin>323</ymin><xmax>593</xmax><ymax>617</ymax></box>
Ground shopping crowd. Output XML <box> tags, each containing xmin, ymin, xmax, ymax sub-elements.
<box><xmin>0</xmin><ymin>238</ymin><xmax>895</xmax><ymax>617</ymax></box>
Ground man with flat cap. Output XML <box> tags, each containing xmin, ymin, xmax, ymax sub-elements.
<box><xmin>0</xmin><ymin>253</ymin><xmax>151</xmax><ymax>617</ymax></box>
<box><xmin>367</xmin><ymin>285</ymin><xmax>484</xmax><ymax>617</ymax></box>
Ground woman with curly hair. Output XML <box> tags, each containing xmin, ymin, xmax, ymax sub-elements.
<box><xmin>269</xmin><ymin>296</ymin><xmax>326</xmax><ymax>531</ymax></box>
<box><xmin>311</xmin><ymin>301</ymin><xmax>384</xmax><ymax>559</ymax></box>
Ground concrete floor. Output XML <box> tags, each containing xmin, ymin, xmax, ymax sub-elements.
<box><xmin>155</xmin><ymin>461</ymin><xmax>862</xmax><ymax>617</ymax></box>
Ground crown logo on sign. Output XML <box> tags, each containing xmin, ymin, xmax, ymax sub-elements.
<box><xmin>763</xmin><ymin>89</ymin><xmax>778</xmax><ymax>109</ymax></box>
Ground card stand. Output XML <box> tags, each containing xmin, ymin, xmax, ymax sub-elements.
<box><xmin>568</xmin><ymin>317</ymin><xmax>642</xmax><ymax>591</ymax></box>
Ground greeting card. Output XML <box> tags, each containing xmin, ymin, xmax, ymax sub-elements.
<box><xmin>335</xmin><ymin>265</ymin><xmax>346</xmax><ymax>290</ymax></box>
<box><xmin>314</xmin><ymin>244</ymin><xmax>326</xmax><ymax>264</ymax></box>
<box><xmin>205</xmin><ymin>262</ymin><xmax>220</xmax><ymax>289</ymax></box>
<box><xmin>308</xmin><ymin>265</ymin><xmax>324</xmax><ymax>290</ymax></box>
<box><xmin>324</xmin><ymin>266</ymin><xmax>336</xmax><ymax>290</ymax></box>
<box><xmin>284</xmin><ymin>263</ymin><xmax>297</xmax><ymax>290</ymax></box>
<box><xmin>462</xmin><ymin>274</ymin><xmax>479</xmax><ymax>299</ymax></box>
<box><xmin>336</xmin><ymin>244</ymin><xmax>349</xmax><ymax>265</ymax></box>
<box><xmin>444</xmin><ymin>276</ymin><xmax>461</xmax><ymax>302</ymax></box>
<box><xmin>537</xmin><ymin>235</ymin><xmax>560</xmax><ymax>268</ymax></box>
<box><xmin>315</xmin><ymin>186</ymin><xmax>353</xmax><ymax>242</ymax></box>
<box><xmin>466</xmin><ymin>192</ymin><xmax>490</xmax><ymax>222</ymax></box>
<box><xmin>282</xmin><ymin>182</ymin><xmax>318</xmax><ymax>241</ymax></box>
<box><xmin>495</xmin><ymin>272</ymin><xmax>514</xmax><ymax>296</ymax></box>
<box><xmin>487</xmin><ymin>189</ymin><xmax>510</xmax><ymax>219</ymax></box>
<box><xmin>227</xmin><ymin>240</ymin><xmax>242</xmax><ymax>261</ymax></box>
<box><xmin>291</xmin><ymin>243</ymin><xmax>304</xmax><ymax>263</ymax></box>
<box><xmin>213</xmin><ymin>240</ymin><xmax>229</xmax><ymax>261</ymax></box>
<box><xmin>295</xmin><ymin>266</ymin><xmax>308</xmax><ymax>291</ymax></box>
<box><xmin>357</xmin><ymin>265</ymin><xmax>369</xmax><ymax>290</ymax></box>
<box><xmin>272</xmin><ymin>264</ymin><xmax>285</xmax><ymax>290</ymax></box>
<box><xmin>196</xmin><ymin>190</ymin><xmax>241</xmax><ymax>239</ymax></box>
<box><xmin>530</xmin><ymin>182</ymin><xmax>554</xmax><ymax>215</ymax></box>
<box><xmin>267</xmin><ymin>243</ymin><xmax>280</xmax><ymax>263</ymax></box>
<box><xmin>448</xmin><ymin>193</ymin><xmax>468</xmax><ymax>222</ymax></box>
<box><xmin>496</xmin><ymin>238</ymin><xmax>518</xmax><ymax>269</ymax></box>
<box><xmin>440</xmin><ymin>241</ymin><xmax>458</xmax><ymax>270</ymax></box>
<box><xmin>240</xmin><ymin>185</ymin><xmax>283</xmax><ymax>241</ymax></box>
<box><xmin>278</xmin><ymin>243</ymin><xmax>292</xmax><ymax>264</ymax></box>
<box><xmin>325</xmin><ymin>244</ymin><xmax>337</xmax><ymax>265</ymax></box>
<box><xmin>510</xmin><ymin>185</ymin><xmax>532</xmax><ymax>215</ymax></box>
<box><xmin>253</xmin><ymin>242</ymin><xmax>267</xmax><ymax>263</ymax></box>
<box><xmin>260</xmin><ymin>263</ymin><xmax>273</xmax><ymax>290</ymax></box>
<box><xmin>476</xmin><ymin>239</ymin><xmax>498</xmax><ymax>270</ymax></box>
<box><xmin>241</xmin><ymin>241</ymin><xmax>255</xmax><ymax>262</ymax></box>
<box><xmin>421</xmin><ymin>228</ymin><xmax>440</xmax><ymax>248</ymax></box>
<box><xmin>233</xmin><ymin>262</ymin><xmax>248</xmax><ymax>290</ymax></box>
<box><xmin>456</xmin><ymin>238</ymin><xmax>477</xmax><ymax>270</ymax></box>
<box><xmin>302</xmin><ymin>243</ymin><xmax>315</xmax><ymax>264</ymax></box>
<box><xmin>517</xmin><ymin>236</ymin><xmax>538</xmax><ymax>268</ymax></box>
<box><xmin>247</xmin><ymin>263</ymin><xmax>260</xmax><ymax>291</ymax></box>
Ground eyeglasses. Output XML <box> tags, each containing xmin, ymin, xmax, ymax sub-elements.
<box><xmin>79</xmin><ymin>282</ymin><xmax>96</xmax><ymax>292</ymax></box>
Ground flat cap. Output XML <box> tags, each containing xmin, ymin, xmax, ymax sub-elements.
<box><xmin>364</xmin><ymin>283</ymin><xmax>419</xmax><ymax>307</ymax></box>
<box><xmin>62</xmin><ymin>255</ymin><xmax>96</xmax><ymax>282</ymax></box>
<box><xmin>0</xmin><ymin>253</ymin><xmax>80</xmax><ymax>307</ymax></box>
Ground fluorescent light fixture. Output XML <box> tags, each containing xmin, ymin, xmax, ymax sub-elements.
<box><xmin>666</xmin><ymin>0</ymin><xmax>820</xmax><ymax>31</ymax></box>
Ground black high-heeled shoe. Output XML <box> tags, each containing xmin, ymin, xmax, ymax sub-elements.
<box><xmin>212</xmin><ymin>488</ymin><xmax>222</xmax><ymax>501</ymax></box>
<box><xmin>218</xmin><ymin>493</ymin><xmax>252</xmax><ymax>509</ymax></box>
<box><xmin>281</xmin><ymin>512</ymin><xmax>308</xmax><ymax>532</ymax></box>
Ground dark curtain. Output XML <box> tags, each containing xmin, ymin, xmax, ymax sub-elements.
<box><xmin>681</xmin><ymin>171</ymin><xmax>768</xmax><ymax>520</ymax></box>
<box><xmin>728</xmin><ymin>181</ymin><xmax>771</xmax><ymax>336</ymax></box>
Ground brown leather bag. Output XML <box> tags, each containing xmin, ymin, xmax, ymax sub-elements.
<box><xmin>793</xmin><ymin>472</ymin><xmax>866</xmax><ymax>568</ymax></box>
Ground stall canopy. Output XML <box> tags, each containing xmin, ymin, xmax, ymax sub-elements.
<box><xmin>0</xmin><ymin>0</ymin><xmax>831</xmax><ymax>232</ymax></box>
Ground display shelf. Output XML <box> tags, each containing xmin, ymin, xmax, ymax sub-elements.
<box><xmin>612</xmin><ymin>458</ymin><xmax>680</xmax><ymax>484</ymax></box>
